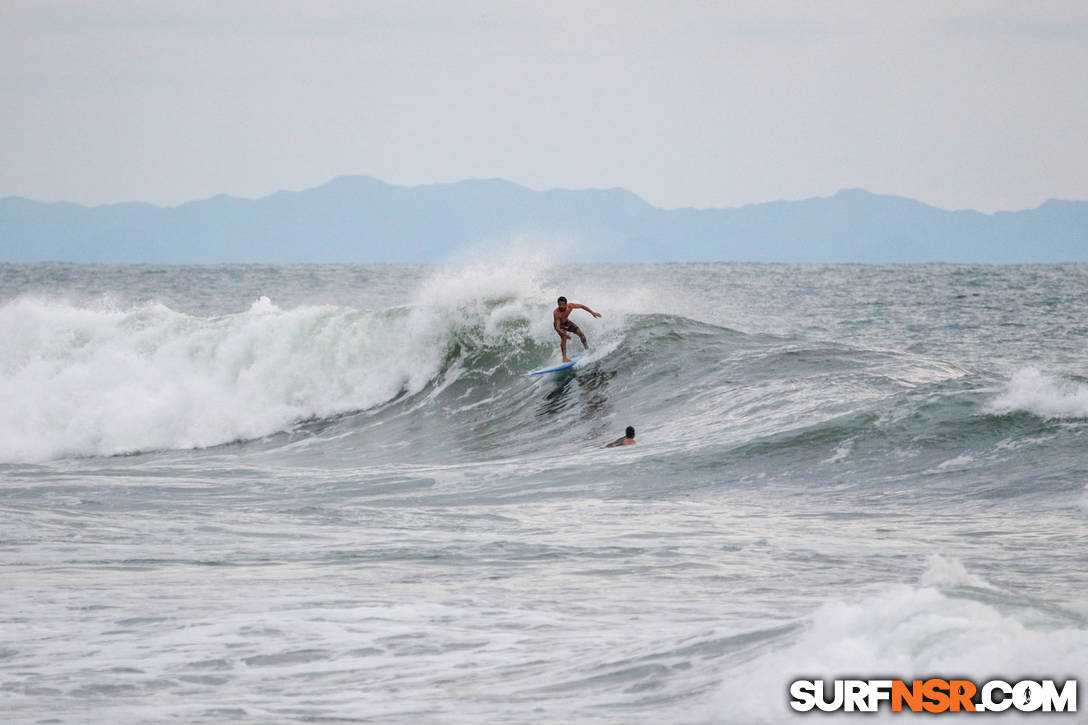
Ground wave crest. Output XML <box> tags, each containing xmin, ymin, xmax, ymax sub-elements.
<box><xmin>989</xmin><ymin>367</ymin><xmax>1088</xmax><ymax>419</ymax></box>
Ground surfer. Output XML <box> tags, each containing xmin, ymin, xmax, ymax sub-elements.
<box><xmin>554</xmin><ymin>296</ymin><xmax>602</xmax><ymax>363</ymax></box>
<box><xmin>606</xmin><ymin>426</ymin><xmax>636</xmax><ymax>447</ymax></box>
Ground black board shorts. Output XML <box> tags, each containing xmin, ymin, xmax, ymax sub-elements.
<box><xmin>559</xmin><ymin>320</ymin><xmax>581</xmax><ymax>335</ymax></box>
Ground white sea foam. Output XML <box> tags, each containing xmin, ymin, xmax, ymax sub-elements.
<box><xmin>712</xmin><ymin>555</ymin><xmax>1088</xmax><ymax>722</ymax></box>
<box><xmin>0</xmin><ymin>295</ymin><xmax>417</xmax><ymax>461</ymax></box>
<box><xmin>989</xmin><ymin>367</ymin><xmax>1088</xmax><ymax>419</ymax></box>
<box><xmin>935</xmin><ymin>453</ymin><xmax>976</xmax><ymax>471</ymax></box>
<box><xmin>820</xmin><ymin>438</ymin><xmax>854</xmax><ymax>464</ymax></box>
<box><xmin>917</xmin><ymin>553</ymin><xmax>996</xmax><ymax>590</ymax></box>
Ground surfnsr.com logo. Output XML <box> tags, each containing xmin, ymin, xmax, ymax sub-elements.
<box><xmin>790</xmin><ymin>679</ymin><xmax>1077</xmax><ymax>713</ymax></box>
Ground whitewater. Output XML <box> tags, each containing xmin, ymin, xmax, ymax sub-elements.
<box><xmin>1</xmin><ymin>262</ymin><xmax>1086</xmax><ymax>723</ymax></box>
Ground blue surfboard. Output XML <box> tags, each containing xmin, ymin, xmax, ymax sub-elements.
<box><xmin>527</xmin><ymin>355</ymin><xmax>582</xmax><ymax>376</ymax></box>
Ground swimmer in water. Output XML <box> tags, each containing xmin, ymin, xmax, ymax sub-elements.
<box><xmin>606</xmin><ymin>426</ymin><xmax>636</xmax><ymax>447</ymax></box>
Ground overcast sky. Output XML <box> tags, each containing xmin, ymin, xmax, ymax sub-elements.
<box><xmin>2</xmin><ymin>1</ymin><xmax>1086</xmax><ymax>212</ymax></box>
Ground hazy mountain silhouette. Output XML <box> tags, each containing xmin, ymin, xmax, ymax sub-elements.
<box><xmin>2</xmin><ymin>176</ymin><xmax>1085</xmax><ymax>263</ymax></box>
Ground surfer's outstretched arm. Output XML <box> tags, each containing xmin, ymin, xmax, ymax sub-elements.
<box><xmin>571</xmin><ymin>303</ymin><xmax>602</xmax><ymax>318</ymax></box>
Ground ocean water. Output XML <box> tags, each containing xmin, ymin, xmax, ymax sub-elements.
<box><xmin>1</xmin><ymin>261</ymin><xmax>1086</xmax><ymax>723</ymax></box>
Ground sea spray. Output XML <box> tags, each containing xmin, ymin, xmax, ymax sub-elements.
<box><xmin>989</xmin><ymin>367</ymin><xmax>1088</xmax><ymax>419</ymax></box>
<box><xmin>0</xmin><ymin>296</ymin><xmax>436</xmax><ymax>461</ymax></box>
<box><xmin>713</xmin><ymin>555</ymin><xmax>1088</xmax><ymax>723</ymax></box>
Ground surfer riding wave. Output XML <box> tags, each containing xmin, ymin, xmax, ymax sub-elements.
<box><xmin>554</xmin><ymin>296</ymin><xmax>601</xmax><ymax>363</ymax></box>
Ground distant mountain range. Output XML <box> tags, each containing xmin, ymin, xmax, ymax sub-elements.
<box><xmin>1</xmin><ymin>176</ymin><xmax>1085</xmax><ymax>263</ymax></box>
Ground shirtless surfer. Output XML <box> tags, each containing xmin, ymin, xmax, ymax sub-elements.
<box><xmin>554</xmin><ymin>296</ymin><xmax>601</xmax><ymax>362</ymax></box>
<box><xmin>605</xmin><ymin>426</ymin><xmax>636</xmax><ymax>447</ymax></box>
